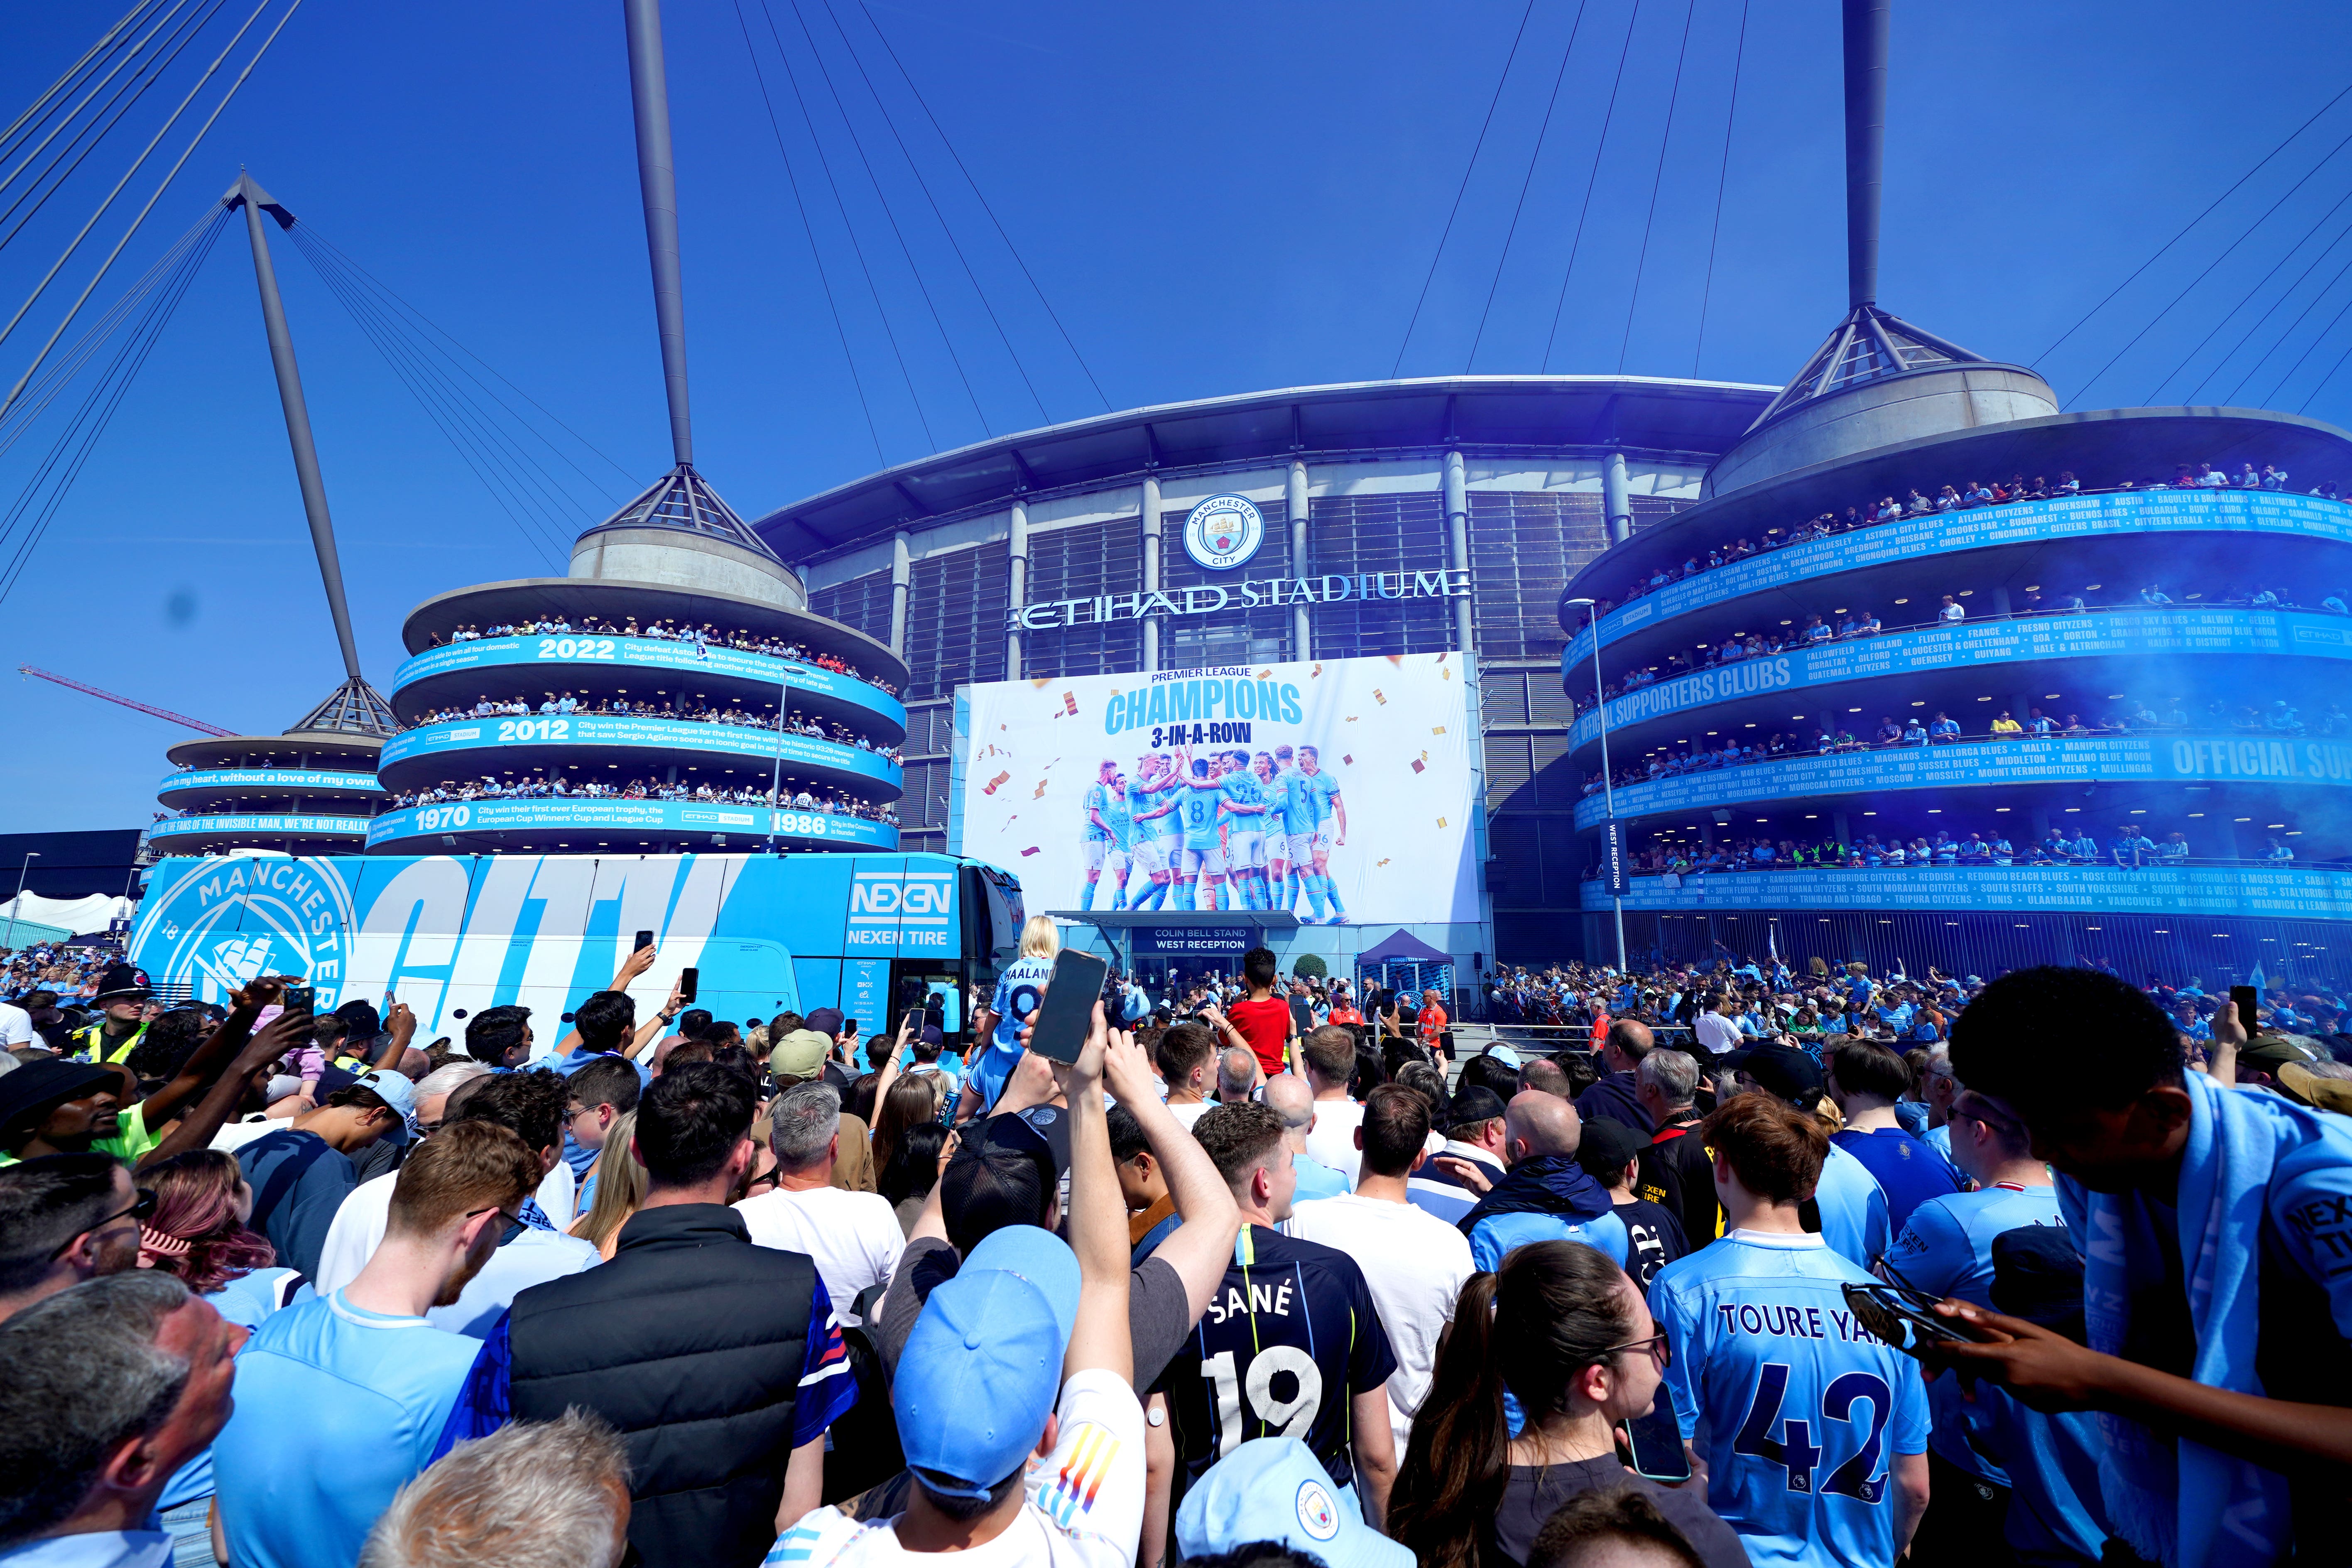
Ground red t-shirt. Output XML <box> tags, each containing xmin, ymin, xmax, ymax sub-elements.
<box><xmin>1225</xmin><ymin>996</ymin><xmax>1293</xmax><ymax>1078</ymax></box>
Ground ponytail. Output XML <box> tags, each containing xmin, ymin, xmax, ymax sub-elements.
<box><xmin>1389</xmin><ymin>1271</ymin><xmax>1509</xmax><ymax>1568</ymax></box>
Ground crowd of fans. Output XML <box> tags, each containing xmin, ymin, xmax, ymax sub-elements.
<box><xmin>1592</xmin><ymin>457</ymin><xmax>2337</xmax><ymax>617</ymax></box>
<box><xmin>1591</xmin><ymin>694</ymin><xmax>2352</xmax><ymax>795</ymax></box>
<box><xmin>403</xmin><ymin>694</ymin><xmax>903</xmax><ymax>760</ymax></box>
<box><xmin>4</xmin><ymin>930</ymin><xmax>2349</xmax><ymax>1568</ymax></box>
<box><xmin>426</xmin><ymin>615</ymin><xmax>899</xmax><ymax>696</ymax></box>
<box><xmin>383</xmin><ymin>773</ymin><xmax>900</xmax><ymax>824</ymax></box>
<box><xmin>1602</xmin><ymin>819</ymin><xmax>2305</xmax><ymax>879</ymax></box>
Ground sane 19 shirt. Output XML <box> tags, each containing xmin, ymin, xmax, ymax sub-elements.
<box><xmin>1155</xmin><ymin>1224</ymin><xmax>1397</xmax><ymax>1494</ymax></box>
<box><xmin>1649</xmin><ymin>1231</ymin><xmax>1929</xmax><ymax>1568</ymax></box>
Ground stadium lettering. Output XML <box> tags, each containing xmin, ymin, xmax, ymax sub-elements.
<box><xmin>1010</xmin><ymin>568</ymin><xmax>1468</xmax><ymax>634</ymax></box>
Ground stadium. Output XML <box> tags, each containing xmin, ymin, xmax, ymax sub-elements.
<box><xmin>747</xmin><ymin>373</ymin><xmax>1778</xmax><ymax>982</ymax></box>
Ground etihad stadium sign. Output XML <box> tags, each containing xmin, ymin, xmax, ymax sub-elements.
<box><xmin>1008</xmin><ymin>567</ymin><xmax>1470</xmax><ymax>634</ymax></box>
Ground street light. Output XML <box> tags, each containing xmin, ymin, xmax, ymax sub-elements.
<box><xmin>3</xmin><ymin>852</ymin><xmax>38</xmax><ymax>951</ymax></box>
<box><xmin>1565</xmin><ymin>599</ymin><xmax>1627</xmax><ymax>973</ymax></box>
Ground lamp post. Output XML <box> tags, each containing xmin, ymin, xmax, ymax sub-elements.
<box><xmin>3</xmin><ymin>852</ymin><xmax>38</xmax><ymax>951</ymax></box>
<box><xmin>1566</xmin><ymin>600</ymin><xmax>1627</xmax><ymax>973</ymax></box>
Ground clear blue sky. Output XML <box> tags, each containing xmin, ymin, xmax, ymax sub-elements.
<box><xmin>4</xmin><ymin>0</ymin><xmax>2350</xmax><ymax>835</ymax></box>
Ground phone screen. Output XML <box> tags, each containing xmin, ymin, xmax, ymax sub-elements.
<box><xmin>634</xmin><ymin>929</ymin><xmax>655</xmax><ymax>953</ymax></box>
<box><xmin>678</xmin><ymin>968</ymin><xmax>699</xmax><ymax>1004</ymax></box>
<box><xmin>1030</xmin><ymin>951</ymin><xmax>1108</xmax><ymax>1063</ymax></box>
<box><xmin>1619</xmin><ymin>1404</ymin><xmax>1691</xmax><ymax>1482</ymax></box>
<box><xmin>2232</xmin><ymin>985</ymin><xmax>2260</xmax><ymax>1035</ymax></box>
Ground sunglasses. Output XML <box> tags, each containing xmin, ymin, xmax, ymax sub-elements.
<box><xmin>1593</xmin><ymin>1330</ymin><xmax>1672</xmax><ymax>1369</ymax></box>
<box><xmin>55</xmin><ymin>1188</ymin><xmax>156</xmax><ymax>1259</ymax></box>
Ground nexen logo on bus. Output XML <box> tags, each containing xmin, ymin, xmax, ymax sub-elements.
<box><xmin>848</xmin><ymin>871</ymin><xmax>954</xmax><ymax>949</ymax></box>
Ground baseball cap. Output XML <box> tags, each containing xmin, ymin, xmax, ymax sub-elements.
<box><xmin>0</xmin><ymin>1060</ymin><xmax>117</xmax><ymax>1141</ymax></box>
<box><xmin>1446</xmin><ymin>1084</ymin><xmax>1507</xmax><ymax>1130</ymax></box>
<box><xmin>2278</xmin><ymin>1061</ymin><xmax>2352</xmax><ymax>1115</ymax></box>
<box><xmin>1176</xmin><ymin>1437</ymin><xmax>1411</xmax><ymax>1568</ymax></box>
<box><xmin>893</xmin><ymin>1224</ymin><xmax>1079</xmax><ymax>1499</ymax></box>
<box><xmin>1482</xmin><ymin>1044</ymin><xmax>1521</xmax><ymax>1068</ymax></box>
<box><xmin>316</xmin><ymin>1064</ymin><xmax>418</xmax><ymax>1133</ymax></box>
<box><xmin>804</xmin><ymin>1007</ymin><xmax>845</xmax><ymax>1038</ymax></box>
<box><xmin>1722</xmin><ymin>1042</ymin><xmax>1824</xmax><ymax>1105</ymax></box>
<box><xmin>1574</xmin><ymin>1118</ymin><xmax>1648</xmax><ymax>1179</ymax></box>
<box><xmin>2239</xmin><ymin>1035</ymin><xmax>2322</xmax><ymax>1073</ymax></box>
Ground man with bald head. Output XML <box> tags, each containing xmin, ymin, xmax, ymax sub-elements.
<box><xmin>1576</xmin><ymin>1017</ymin><xmax>1656</xmax><ymax>1134</ymax></box>
<box><xmin>1456</xmin><ymin>1089</ymin><xmax>1629</xmax><ymax>1271</ymax></box>
<box><xmin>1262</xmin><ymin>1074</ymin><xmax>1350</xmax><ymax>1200</ymax></box>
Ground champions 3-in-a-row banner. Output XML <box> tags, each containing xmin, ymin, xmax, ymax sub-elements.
<box><xmin>958</xmin><ymin>653</ymin><xmax>1480</xmax><ymax>925</ymax></box>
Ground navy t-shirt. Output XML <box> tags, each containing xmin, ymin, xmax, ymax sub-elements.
<box><xmin>1830</xmin><ymin>1126</ymin><xmax>1960</xmax><ymax>1237</ymax></box>
<box><xmin>236</xmin><ymin>1129</ymin><xmax>358</xmax><ymax>1281</ymax></box>
<box><xmin>1155</xmin><ymin>1224</ymin><xmax>1397</xmax><ymax>1492</ymax></box>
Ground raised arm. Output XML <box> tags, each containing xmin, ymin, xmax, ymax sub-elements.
<box><xmin>365</xmin><ymin>1001</ymin><xmax>416</xmax><ymax>1071</ymax></box>
<box><xmin>132</xmin><ymin>977</ymin><xmax>281</xmax><ymax>1125</ymax></box>
<box><xmin>625</xmin><ymin>980</ymin><xmax>684</xmax><ymax>1062</ymax></box>
<box><xmin>137</xmin><ymin>1005</ymin><xmax>313</xmax><ymax>1169</ymax></box>
<box><xmin>1052</xmin><ymin>1002</ymin><xmax>1132</xmax><ymax>1383</ymax></box>
<box><xmin>554</xmin><ymin>943</ymin><xmax>664</xmax><ymax>1055</ymax></box>
<box><xmin>1102</xmin><ymin>1028</ymin><xmax>1240</xmax><ymax>1323</ymax></box>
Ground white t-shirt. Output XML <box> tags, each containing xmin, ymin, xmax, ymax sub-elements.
<box><xmin>1283</xmin><ymin>1190</ymin><xmax>1475</xmax><ymax>1451</ymax></box>
<box><xmin>1301</xmin><ymin>1097</ymin><xmax>1365</xmax><ymax>1188</ymax></box>
<box><xmin>1695</xmin><ymin>1012</ymin><xmax>1744</xmax><ymax>1056</ymax></box>
<box><xmin>210</xmin><ymin>1115</ymin><xmax>296</xmax><ymax>1154</ymax></box>
<box><xmin>734</xmin><ymin>1185</ymin><xmax>906</xmax><ymax>1314</ymax></box>
<box><xmin>764</xmin><ymin>1367</ymin><xmax>1145</xmax><ymax>1568</ymax></box>
<box><xmin>1164</xmin><ymin>1101</ymin><xmax>1213</xmax><ymax>1132</ymax></box>
<box><xmin>314</xmin><ymin>1159</ymin><xmax>580</xmax><ymax>1298</ymax></box>
<box><xmin>0</xmin><ymin>1002</ymin><xmax>34</xmax><ymax>1050</ymax></box>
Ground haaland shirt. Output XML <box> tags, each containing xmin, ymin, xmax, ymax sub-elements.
<box><xmin>1649</xmin><ymin>1230</ymin><xmax>1929</xmax><ymax>1568</ymax></box>
<box><xmin>968</xmin><ymin>953</ymin><xmax>1054</xmax><ymax>1114</ymax></box>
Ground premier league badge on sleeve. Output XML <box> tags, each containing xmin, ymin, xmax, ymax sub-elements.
<box><xmin>1182</xmin><ymin>494</ymin><xmax>1266</xmax><ymax>571</ymax></box>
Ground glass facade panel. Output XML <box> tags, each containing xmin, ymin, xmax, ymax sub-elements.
<box><xmin>806</xmin><ymin>567</ymin><xmax>893</xmax><ymax>649</ymax></box>
<box><xmin>1022</xmin><ymin>517</ymin><xmax>1143</xmax><ymax>680</ymax></box>
<box><xmin>1160</xmin><ymin>507</ymin><xmax>1292</xmax><ymax>669</ymax></box>
<box><xmin>1467</xmin><ymin>490</ymin><xmax>1605</xmax><ymax>661</ymax></box>
<box><xmin>902</xmin><ymin>543</ymin><xmax>1009</xmax><ymax>701</ymax></box>
<box><xmin>1307</xmin><ymin>492</ymin><xmax>1453</xmax><ymax>660</ymax></box>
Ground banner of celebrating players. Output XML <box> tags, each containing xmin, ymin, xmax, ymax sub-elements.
<box><xmin>958</xmin><ymin>653</ymin><xmax>1481</xmax><ymax>924</ymax></box>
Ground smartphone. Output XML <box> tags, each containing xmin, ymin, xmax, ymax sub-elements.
<box><xmin>2232</xmin><ymin>984</ymin><xmax>2260</xmax><ymax>1035</ymax></box>
<box><xmin>1619</xmin><ymin>1404</ymin><xmax>1692</xmax><ymax>1483</ymax></box>
<box><xmin>634</xmin><ymin>929</ymin><xmax>656</xmax><ymax>953</ymax></box>
<box><xmin>1842</xmin><ymin>1281</ymin><xmax>1975</xmax><ymax>1358</ymax></box>
<box><xmin>678</xmin><ymin>968</ymin><xmax>699</xmax><ymax>1005</ymax></box>
<box><xmin>1029</xmin><ymin>950</ymin><xmax>1109</xmax><ymax>1064</ymax></box>
<box><xmin>283</xmin><ymin>985</ymin><xmax>315</xmax><ymax>1014</ymax></box>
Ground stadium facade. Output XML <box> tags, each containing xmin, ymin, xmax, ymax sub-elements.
<box><xmin>746</xmin><ymin>375</ymin><xmax>1779</xmax><ymax>978</ymax></box>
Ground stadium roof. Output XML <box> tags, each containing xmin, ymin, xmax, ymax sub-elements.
<box><xmin>750</xmin><ymin>374</ymin><xmax>1775</xmax><ymax>564</ymax></box>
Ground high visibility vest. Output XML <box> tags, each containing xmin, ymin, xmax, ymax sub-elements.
<box><xmin>74</xmin><ymin>1020</ymin><xmax>146</xmax><ymax>1064</ymax></box>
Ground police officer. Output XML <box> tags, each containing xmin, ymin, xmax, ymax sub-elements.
<box><xmin>70</xmin><ymin>962</ymin><xmax>152</xmax><ymax>1064</ymax></box>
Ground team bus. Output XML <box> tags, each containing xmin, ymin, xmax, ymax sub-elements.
<box><xmin>130</xmin><ymin>852</ymin><xmax>1023</xmax><ymax>1047</ymax></box>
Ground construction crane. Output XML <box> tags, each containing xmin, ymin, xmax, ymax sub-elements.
<box><xmin>18</xmin><ymin>666</ymin><xmax>234</xmax><ymax>736</ymax></box>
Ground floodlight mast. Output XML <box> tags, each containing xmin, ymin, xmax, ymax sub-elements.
<box><xmin>623</xmin><ymin>0</ymin><xmax>695</xmax><ymax>469</ymax></box>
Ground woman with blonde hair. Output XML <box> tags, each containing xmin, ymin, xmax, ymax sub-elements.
<box><xmin>956</xmin><ymin>914</ymin><xmax>1061</xmax><ymax>1121</ymax></box>
<box><xmin>568</xmin><ymin>1110</ymin><xmax>648</xmax><ymax>1260</ymax></box>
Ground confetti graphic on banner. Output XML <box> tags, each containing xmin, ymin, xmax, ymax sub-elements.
<box><xmin>1386</xmin><ymin>655</ymin><xmax>1404</xmax><ymax>666</ymax></box>
<box><xmin>1342</xmin><ymin>755</ymin><xmax>1354</xmax><ymax>765</ymax></box>
<box><xmin>1255</xmin><ymin>668</ymin><xmax>1273</xmax><ymax>680</ymax></box>
<box><xmin>1031</xmin><ymin>678</ymin><xmax>1052</xmax><ymax>689</ymax></box>
<box><xmin>1021</xmin><ymin>846</ymin><xmax>1040</xmax><ymax>857</ymax></box>
<box><xmin>1437</xmin><ymin>817</ymin><xmax>1448</xmax><ymax>828</ymax></box>
<box><xmin>1411</xmin><ymin>760</ymin><xmax>1425</xmax><ymax>774</ymax></box>
<box><xmin>1034</xmin><ymin>780</ymin><xmax>1050</xmax><ymax>799</ymax></box>
<box><xmin>1431</xmin><ymin>726</ymin><xmax>1446</xmax><ymax>735</ymax></box>
<box><xmin>1377</xmin><ymin>858</ymin><xmax>1391</xmax><ymax>867</ymax></box>
<box><xmin>1063</xmin><ymin>692</ymin><xmax>1078</xmax><ymax>715</ymax></box>
<box><xmin>983</xmin><ymin>771</ymin><xmax>1012</xmax><ymax>794</ymax></box>
<box><xmin>1373</xmin><ymin>690</ymin><xmax>1387</xmax><ymax>705</ymax></box>
<box><xmin>1312</xmin><ymin>663</ymin><xmax>1323</xmax><ymax>677</ymax></box>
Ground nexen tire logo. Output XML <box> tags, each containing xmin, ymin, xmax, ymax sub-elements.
<box><xmin>848</xmin><ymin>870</ymin><xmax>954</xmax><ymax>950</ymax></box>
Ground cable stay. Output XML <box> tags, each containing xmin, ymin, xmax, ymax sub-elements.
<box><xmin>1539</xmin><ymin>0</ymin><xmax>1645</xmax><ymax>372</ymax></box>
<box><xmin>1691</xmin><ymin>0</ymin><xmax>1751</xmax><ymax>379</ymax></box>
<box><xmin>1468</xmin><ymin>0</ymin><xmax>1595</xmax><ymax>372</ymax></box>
<box><xmin>2143</xmin><ymin>178</ymin><xmax>2352</xmax><ymax>404</ymax></box>
<box><xmin>1616</xmin><ymin>0</ymin><xmax>1697</xmax><ymax>374</ymax></box>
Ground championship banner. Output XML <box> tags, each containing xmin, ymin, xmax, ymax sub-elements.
<box><xmin>958</xmin><ymin>653</ymin><xmax>1480</xmax><ymax>925</ymax></box>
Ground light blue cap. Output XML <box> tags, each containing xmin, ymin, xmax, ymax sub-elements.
<box><xmin>1482</xmin><ymin>1044</ymin><xmax>1522</xmax><ymax>1068</ymax></box>
<box><xmin>1175</xmin><ymin>1437</ymin><xmax>1411</xmax><ymax>1568</ymax></box>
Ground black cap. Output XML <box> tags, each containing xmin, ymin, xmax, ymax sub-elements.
<box><xmin>0</xmin><ymin>1060</ymin><xmax>117</xmax><ymax>1141</ymax></box>
<box><xmin>333</xmin><ymin>999</ymin><xmax>383</xmax><ymax>1039</ymax></box>
<box><xmin>1575</xmin><ymin>1118</ymin><xmax>1648</xmax><ymax>1178</ymax></box>
<box><xmin>805</xmin><ymin>1007</ymin><xmax>845</xmax><ymax>1038</ymax></box>
<box><xmin>1722</xmin><ymin>1042</ymin><xmax>1824</xmax><ymax>1105</ymax></box>
<box><xmin>1446</xmin><ymin>1084</ymin><xmax>1507</xmax><ymax>1131</ymax></box>
<box><xmin>92</xmin><ymin>962</ymin><xmax>150</xmax><ymax>1003</ymax></box>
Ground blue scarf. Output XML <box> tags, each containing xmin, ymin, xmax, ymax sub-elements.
<box><xmin>2057</xmin><ymin>1073</ymin><xmax>2352</xmax><ymax>1566</ymax></box>
<box><xmin>1455</xmin><ymin>1154</ymin><xmax>1612</xmax><ymax>1237</ymax></box>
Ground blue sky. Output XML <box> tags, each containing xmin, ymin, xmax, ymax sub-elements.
<box><xmin>4</xmin><ymin>0</ymin><xmax>2351</xmax><ymax>834</ymax></box>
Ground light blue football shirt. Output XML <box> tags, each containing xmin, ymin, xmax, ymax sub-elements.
<box><xmin>1276</xmin><ymin>768</ymin><xmax>1316</xmax><ymax>836</ymax></box>
<box><xmin>967</xmin><ymin>953</ymin><xmax>1055</xmax><ymax>1113</ymax></box>
<box><xmin>1081</xmin><ymin>780</ymin><xmax>1115</xmax><ymax>842</ymax></box>
<box><xmin>1649</xmin><ymin>1231</ymin><xmax>1931</xmax><ymax>1568</ymax></box>
<box><xmin>1294</xmin><ymin>768</ymin><xmax>1342</xmax><ymax>829</ymax></box>
<box><xmin>1177</xmin><ymin>781</ymin><xmax>1225</xmax><ymax>851</ymax></box>
<box><xmin>1812</xmin><ymin>1142</ymin><xmax>1891</xmax><ymax>1272</ymax></box>
<box><xmin>1880</xmin><ymin>1184</ymin><xmax>2066</xmax><ymax>1487</ymax></box>
<box><xmin>212</xmin><ymin>1291</ymin><xmax>485</xmax><ymax>1568</ymax></box>
<box><xmin>1467</xmin><ymin>1209</ymin><xmax>1630</xmax><ymax>1274</ymax></box>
